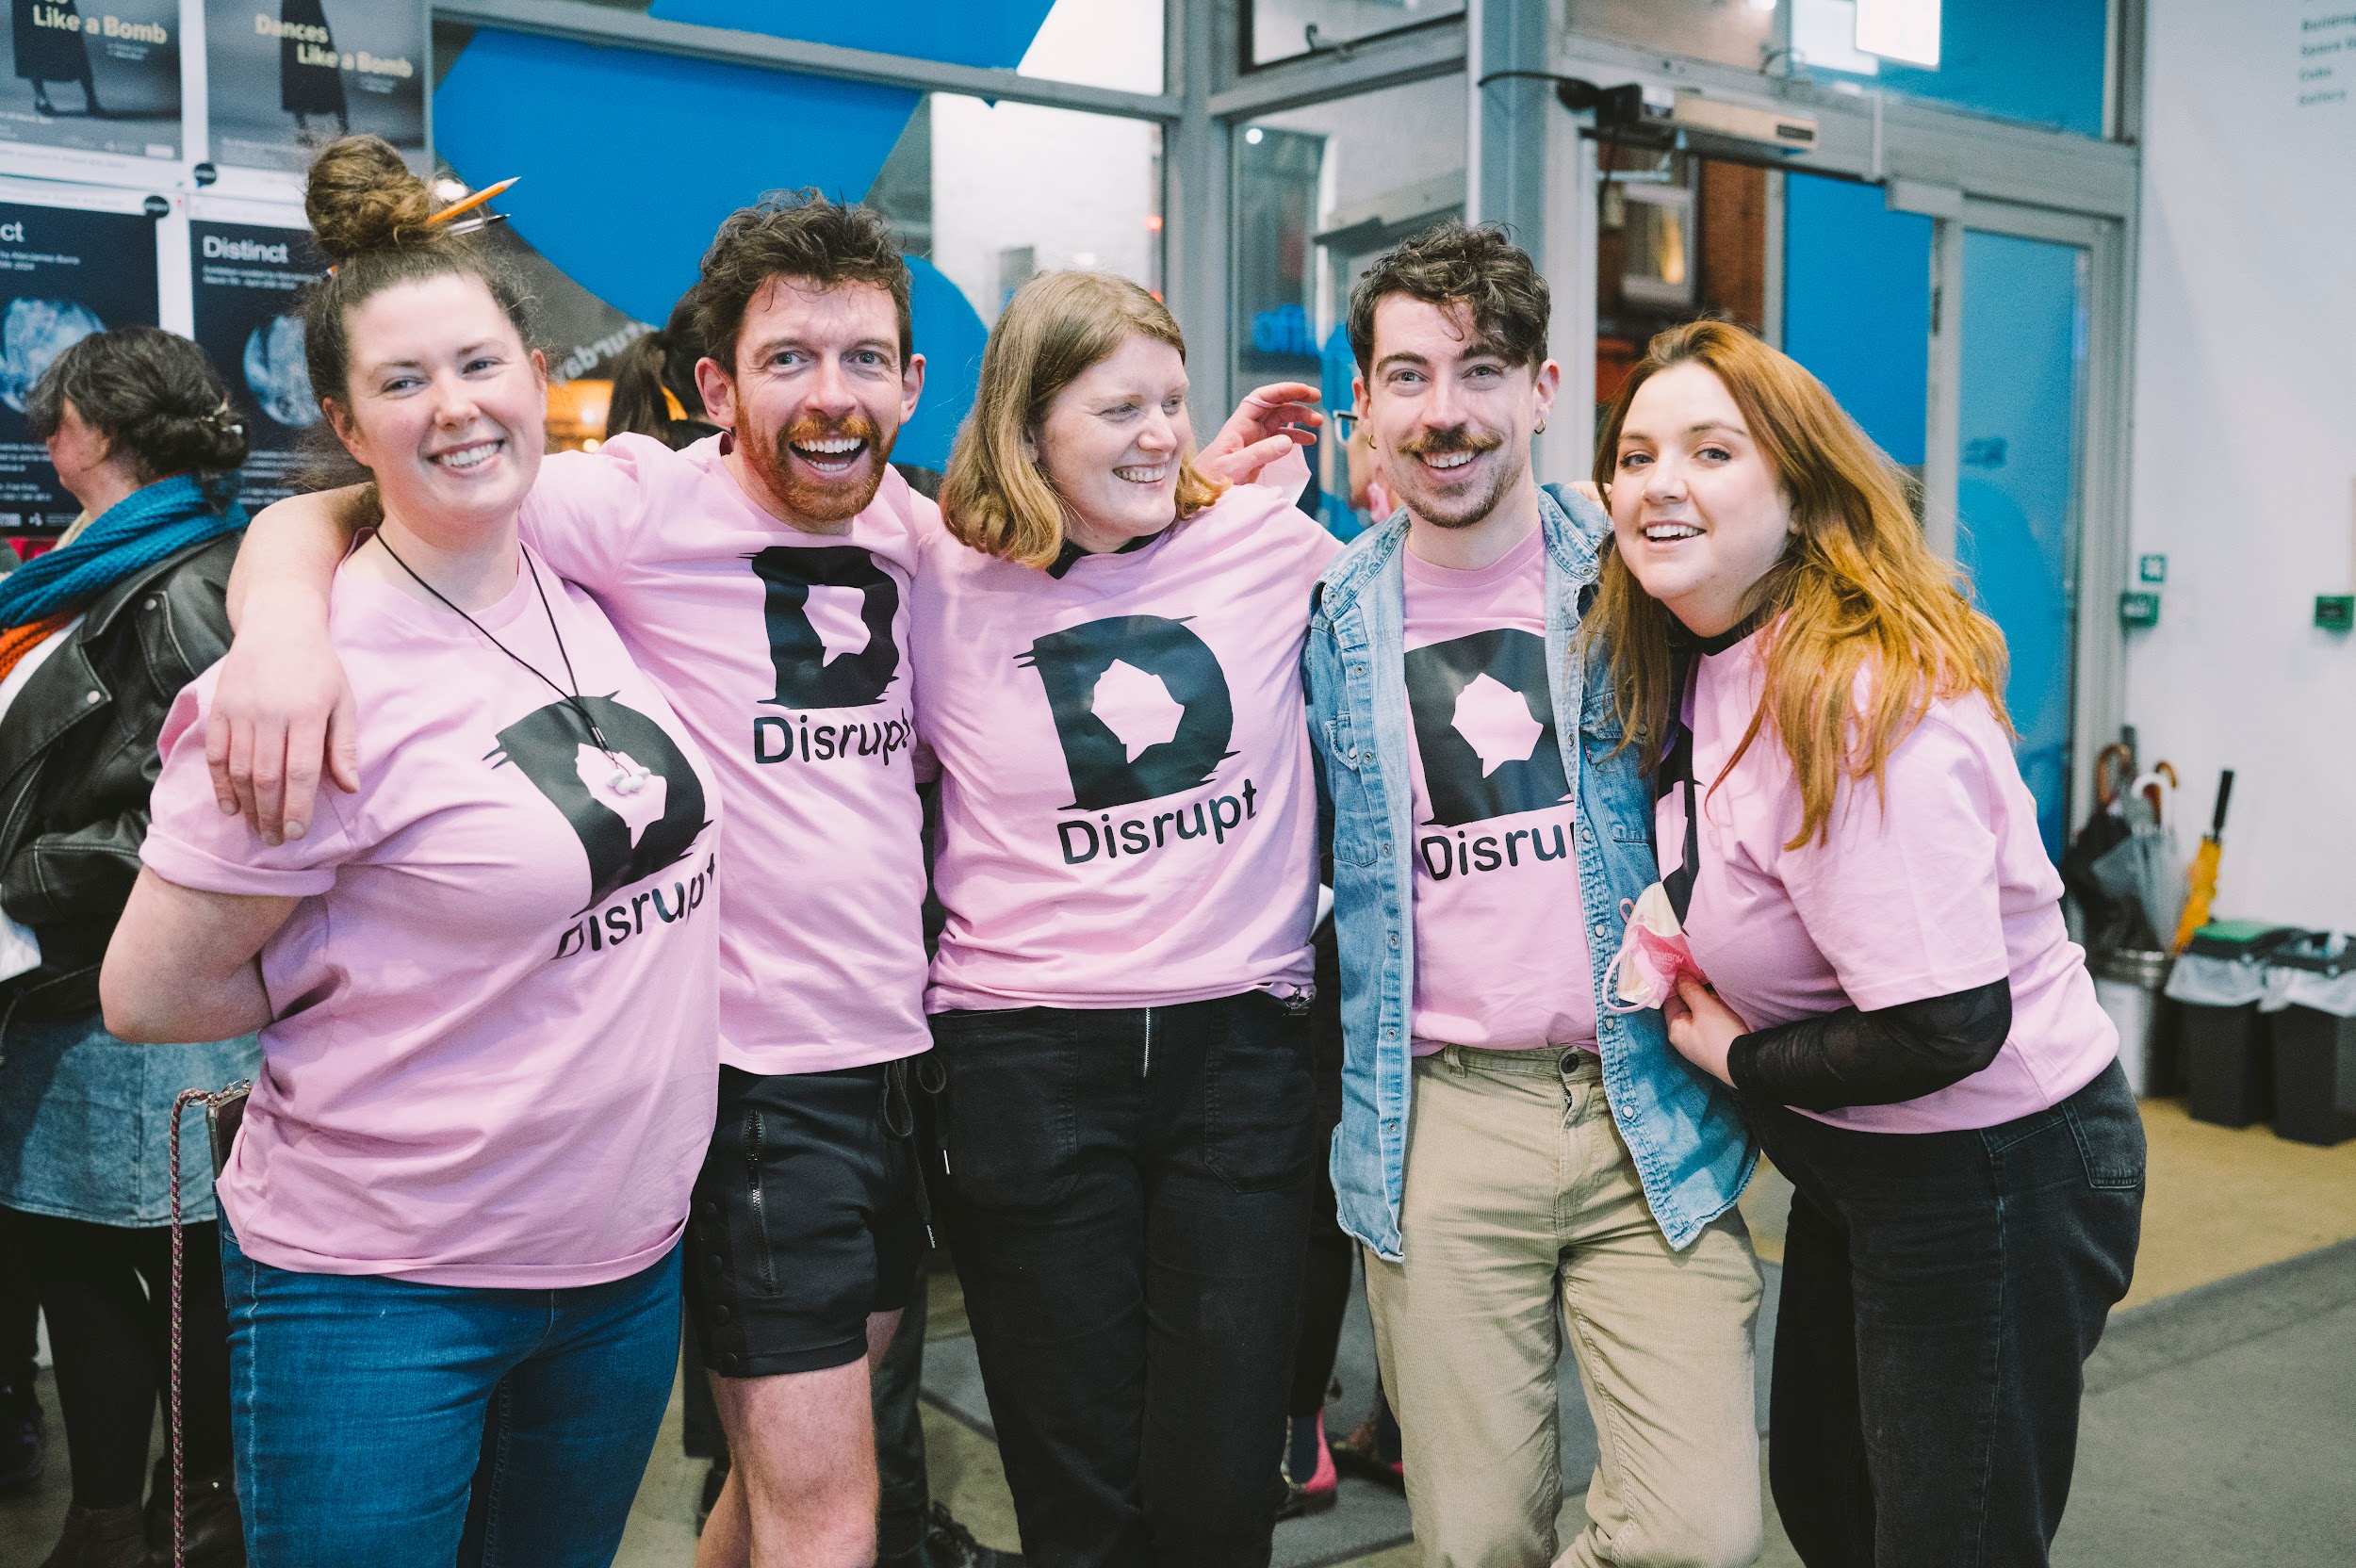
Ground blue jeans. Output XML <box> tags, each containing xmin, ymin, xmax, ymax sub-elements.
<box><xmin>220</xmin><ymin>1224</ymin><xmax>680</xmax><ymax>1568</ymax></box>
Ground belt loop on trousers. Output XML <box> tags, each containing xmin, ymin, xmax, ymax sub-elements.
<box><xmin>1442</xmin><ymin>1043</ymin><xmax>1465</xmax><ymax>1076</ymax></box>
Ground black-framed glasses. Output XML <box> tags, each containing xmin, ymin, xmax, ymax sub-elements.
<box><xmin>1331</xmin><ymin>408</ymin><xmax>1360</xmax><ymax>439</ymax></box>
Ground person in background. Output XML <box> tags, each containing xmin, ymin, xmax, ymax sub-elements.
<box><xmin>1600</xmin><ymin>318</ymin><xmax>2142</xmax><ymax>1568</ymax></box>
<box><xmin>1303</xmin><ymin>225</ymin><xmax>1763</xmax><ymax>1568</ymax></box>
<box><xmin>605</xmin><ymin>292</ymin><xmax>724</xmax><ymax>453</ymax></box>
<box><xmin>1292</xmin><ymin>402</ymin><xmax>1408</xmax><ymax>1506</ymax></box>
<box><xmin>919</xmin><ymin>270</ymin><xmax>1330</xmax><ymax>1566</ymax></box>
<box><xmin>102</xmin><ymin>136</ymin><xmax>724</xmax><ymax>1566</ymax></box>
<box><xmin>0</xmin><ymin>326</ymin><xmax>256</xmax><ymax>1568</ymax></box>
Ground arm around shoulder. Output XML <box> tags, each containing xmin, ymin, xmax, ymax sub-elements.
<box><xmin>215</xmin><ymin>485</ymin><xmax>370</xmax><ymax>844</ymax></box>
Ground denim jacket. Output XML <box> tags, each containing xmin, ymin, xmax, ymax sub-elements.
<box><xmin>1303</xmin><ymin>483</ymin><xmax>1755</xmax><ymax>1261</ymax></box>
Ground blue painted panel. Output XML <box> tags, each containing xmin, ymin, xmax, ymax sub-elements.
<box><xmin>650</xmin><ymin>1</ymin><xmax>1059</xmax><ymax>73</ymax></box>
<box><xmin>434</xmin><ymin>1</ymin><xmax>1063</xmax><ymax>469</ymax></box>
<box><xmin>898</xmin><ymin>257</ymin><xmax>988</xmax><ymax>472</ymax></box>
<box><xmin>1781</xmin><ymin>172</ymin><xmax>1930</xmax><ymax>467</ymax></box>
<box><xmin>435</xmin><ymin>32</ymin><xmax>917</xmax><ymax>324</ymax></box>
<box><xmin>1956</xmin><ymin>231</ymin><xmax>2084</xmax><ymax>860</ymax></box>
<box><xmin>1817</xmin><ymin>0</ymin><xmax>2107</xmax><ymax>138</ymax></box>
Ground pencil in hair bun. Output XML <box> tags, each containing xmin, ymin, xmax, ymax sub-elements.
<box><xmin>304</xmin><ymin>136</ymin><xmax>435</xmax><ymax>262</ymax></box>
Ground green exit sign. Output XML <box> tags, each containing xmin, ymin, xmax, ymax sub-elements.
<box><xmin>2318</xmin><ymin>595</ymin><xmax>2355</xmax><ymax>633</ymax></box>
<box><xmin>2119</xmin><ymin>592</ymin><xmax>2160</xmax><ymax>629</ymax></box>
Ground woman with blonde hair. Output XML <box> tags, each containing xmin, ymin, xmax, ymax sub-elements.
<box><xmin>915</xmin><ymin>269</ymin><xmax>1333</xmax><ymax>1565</ymax></box>
<box><xmin>1595</xmin><ymin>318</ymin><xmax>2141</xmax><ymax>1568</ymax></box>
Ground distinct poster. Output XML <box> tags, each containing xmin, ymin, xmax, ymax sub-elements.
<box><xmin>189</xmin><ymin>219</ymin><xmax>322</xmax><ymax>506</ymax></box>
<box><xmin>0</xmin><ymin>1</ymin><xmax>180</xmax><ymax>162</ymax></box>
<box><xmin>0</xmin><ymin>199</ymin><xmax>155</xmax><ymax>534</ymax></box>
<box><xmin>205</xmin><ymin>1</ymin><xmax>425</xmax><ymax>173</ymax></box>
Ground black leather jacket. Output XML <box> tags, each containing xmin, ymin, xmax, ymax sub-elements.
<box><xmin>0</xmin><ymin>531</ymin><xmax>241</xmax><ymax>1022</ymax></box>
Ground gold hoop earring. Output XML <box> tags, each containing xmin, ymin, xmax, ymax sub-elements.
<box><xmin>1534</xmin><ymin>418</ymin><xmax>1548</xmax><ymax>435</ymax></box>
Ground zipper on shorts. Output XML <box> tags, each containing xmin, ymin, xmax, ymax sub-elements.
<box><xmin>1142</xmin><ymin>1006</ymin><xmax>1154</xmax><ymax>1078</ymax></box>
<box><xmin>743</xmin><ymin>1108</ymin><xmax>777</xmax><ymax>1292</ymax></box>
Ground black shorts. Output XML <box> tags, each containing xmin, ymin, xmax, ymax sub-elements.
<box><xmin>684</xmin><ymin>1060</ymin><xmax>925</xmax><ymax>1378</ymax></box>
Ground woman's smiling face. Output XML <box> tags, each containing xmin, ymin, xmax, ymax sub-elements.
<box><xmin>1033</xmin><ymin>332</ymin><xmax>1193</xmax><ymax>554</ymax></box>
<box><xmin>326</xmin><ymin>272</ymin><xmax>547</xmax><ymax>535</ymax></box>
<box><xmin>1609</xmin><ymin>360</ymin><xmax>1793</xmax><ymax>636</ymax></box>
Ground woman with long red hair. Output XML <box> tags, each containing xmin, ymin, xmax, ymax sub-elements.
<box><xmin>1595</xmin><ymin>318</ymin><xmax>2142</xmax><ymax>1568</ymax></box>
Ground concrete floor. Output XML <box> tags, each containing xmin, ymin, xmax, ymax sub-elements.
<box><xmin>5</xmin><ymin>1099</ymin><xmax>2353</xmax><ymax>1566</ymax></box>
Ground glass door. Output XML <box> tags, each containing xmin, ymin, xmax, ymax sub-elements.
<box><xmin>1955</xmin><ymin>230</ymin><xmax>2088</xmax><ymax>859</ymax></box>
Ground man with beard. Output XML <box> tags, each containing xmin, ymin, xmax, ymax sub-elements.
<box><xmin>1301</xmin><ymin>224</ymin><xmax>1763</xmax><ymax>1567</ymax></box>
<box><xmin>211</xmin><ymin>189</ymin><xmax>1317</xmax><ymax>1568</ymax></box>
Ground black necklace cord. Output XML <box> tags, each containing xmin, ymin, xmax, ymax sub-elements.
<box><xmin>371</xmin><ymin>534</ymin><xmax>643</xmax><ymax>787</ymax></box>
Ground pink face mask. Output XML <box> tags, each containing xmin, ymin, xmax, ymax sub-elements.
<box><xmin>1606</xmin><ymin>881</ymin><xmax>1707</xmax><ymax>1013</ymax></box>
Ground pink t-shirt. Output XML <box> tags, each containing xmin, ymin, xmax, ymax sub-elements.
<box><xmin>1661</xmin><ymin>633</ymin><xmax>2116</xmax><ymax>1133</ymax></box>
<box><xmin>142</xmin><ymin>549</ymin><xmax>723</xmax><ymax>1287</ymax></box>
<box><xmin>520</xmin><ymin>434</ymin><xmax>931</xmax><ymax>1075</ymax></box>
<box><xmin>1401</xmin><ymin>531</ymin><xmax>1596</xmax><ymax>1054</ymax></box>
<box><xmin>913</xmin><ymin>486</ymin><xmax>1339</xmax><ymax>1010</ymax></box>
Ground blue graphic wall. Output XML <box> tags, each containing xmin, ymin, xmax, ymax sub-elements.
<box><xmin>433</xmin><ymin>1</ymin><xmax>1058</xmax><ymax>468</ymax></box>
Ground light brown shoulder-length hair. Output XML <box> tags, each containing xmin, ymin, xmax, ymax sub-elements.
<box><xmin>941</xmin><ymin>270</ymin><xmax>1222</xmax><ymax>569</ymax></box>
<box><xmin>1592</xmin><ymin>318</ymin><xmax>2011</xmax><ymax>848</ymax></box>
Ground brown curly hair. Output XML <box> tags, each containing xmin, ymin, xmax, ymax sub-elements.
<box><xmin>694</xmin><ymin>190</ymin><xmax>911</xmax><ymax>372</ymax></box>
<box><xmin>1346</xmin><ymin>221</ymin><xmax>1550</xmax><ymax>376</ymax></box>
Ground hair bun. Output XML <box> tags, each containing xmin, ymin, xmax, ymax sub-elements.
<box><xmin>304</xmin><ymin>136</ymin><xmax>434</xmax><ymax>263</ymax></box>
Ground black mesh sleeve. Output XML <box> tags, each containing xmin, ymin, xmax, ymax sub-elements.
<box><xmin>1724</xmin><ymin>978</ymin><xmax>2013</xmax><ymax>1111</ymax></box>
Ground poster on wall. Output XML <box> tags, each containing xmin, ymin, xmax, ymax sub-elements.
<box><xmin>0</xmin><ymin>1</ymin><xmax>180</xmax><ymax>163</ymax></box>
<box><xmin>189</xmin><ymin>219</ymin><xmax>321</xmax><ymax>506</ymax></box>
<box><xmin>205</xmin><ymin>1</ymin><xmax>426</xmax><ymax>173</ymax></box>
<box><xmin>0</xmin><ymin>198</ymin><xmax>157</xmax><ymax>534</ymax></box>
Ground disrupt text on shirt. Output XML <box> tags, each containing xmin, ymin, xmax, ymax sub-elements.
<box><xmin>553</xmin><ymin>853</ymin><xmax>716</xmax><ymax>960</ymax></box>
<box><xmin>1418</xmin><ymin>812</ymin><xmax>1574</xmax><ymax>880</ymax></box>
<box><xmin>752</xmin><ymin>706</ymin><xmax>912</xmax><ymax>768</ymax></box>
<box><xmin>1058</xmin><ymin>778</ymin><xmax>1260</xmax><ymax>865</ymax></box>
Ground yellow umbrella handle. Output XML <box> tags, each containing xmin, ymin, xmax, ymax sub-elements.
<box><xmin>2172</xmin><ymin>838</ymin><xmax>2221</xmax><ymax>952</ymax></box>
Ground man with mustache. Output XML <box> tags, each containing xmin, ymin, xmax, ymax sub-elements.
<box><xmin>1302</xmin><ymin>224</ymin><xmax>1763</xmax><ymax>1567</ymax></box>
<box><xmin>210</xmin><ymin>191</ymin><xmax>1317</xmax><ymax>1568</ymax></box>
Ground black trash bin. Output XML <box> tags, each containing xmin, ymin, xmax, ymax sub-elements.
<box><xmin>2263</xmin><ymin>934</ymin><xmax>2356</xmax><ymax>1148</ymax></box>
<box><xmin>2184</xmin><ymin>1003</ymin><xmax>2271</xmax><ymax>1127</ymax></box>
<box><xmin>2167</xmin><ymin>923</ymin><xmax>2303</xmax><ymax>1129</ymax></box>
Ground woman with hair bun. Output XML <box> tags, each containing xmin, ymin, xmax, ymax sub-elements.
<box><xmin>101</xmin><ymin>137</ymin><xmax>724</xmax><ymax>1567</ymax></box>
<box><xmin>0</xmin><ymin>324</ymin><xmax>254</xmax><ymax>1568</ymax></box>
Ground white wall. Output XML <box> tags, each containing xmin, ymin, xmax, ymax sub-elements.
<box><xmin>2127</xmin><ymin>2</ymin><xmax>2356</xmax><ymax>930</ymax></box>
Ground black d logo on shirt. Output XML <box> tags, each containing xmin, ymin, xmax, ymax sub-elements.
<box><xmin>750</xmin><ymin>545</ymin><xmax>901</xmax><ymax>710</ymax></box>
<box><xmin>1023</xmin><ymin>614</ymin><xmax>1235</xmax><ymax>810</ymax></box>
<box><xmin>1403</xmin><ymin>629</ymin><xmax>1570</xmax><ymax>826</ymax></box>
<box><xmin>492</xmin><ymin>695</ymin><xmax>712</xmax><ymax>911</ymax></box>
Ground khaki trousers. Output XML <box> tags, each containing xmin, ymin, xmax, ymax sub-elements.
<box><xmin>1365</xmin><ymin>1047</ymin><xmax>1763</xmax><ymax>1568</ymax></box>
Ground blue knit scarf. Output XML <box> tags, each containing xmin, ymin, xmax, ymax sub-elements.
<box><xmin>0</xmin><ymin>475</ymin><xmax>246</xmax><ymax>630</ymax></box>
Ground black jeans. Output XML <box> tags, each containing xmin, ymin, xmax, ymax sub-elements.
<box><xmin>933</xmin><ymin>992</ymin><xmax>1317</xmax><ymax>1568</ymax></box>
<box><xmin>5</xmin><ymin>1207</ymin><xmax>234</xmax><ymax>1507</ymax></box>
<box><xmin>1288</xmin><ymin>916</ymin><xmax>1352</xmax><ymax>1421</ymax></box>
<box><xmin>1751</xmin><ymin>1060</ymin><xmax>2145</xmax><ymax>1568</ymax></box>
